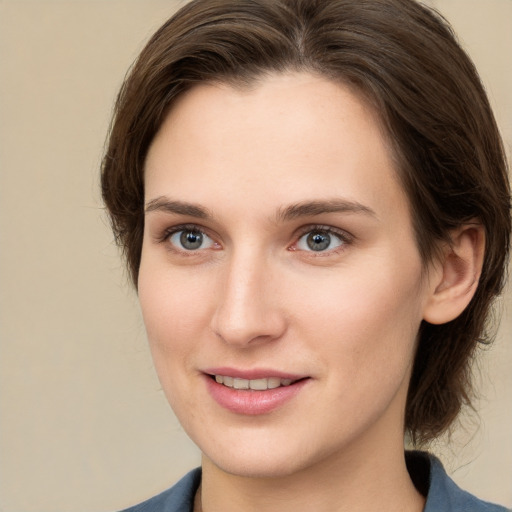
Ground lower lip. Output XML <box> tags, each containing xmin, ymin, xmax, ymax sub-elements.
<box><xmin>205</xmin><ymin>376</ymin><xmax>309</xmax><ymax>415</ymax></box>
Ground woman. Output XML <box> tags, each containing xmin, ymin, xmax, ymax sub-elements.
<box><xmin>101</xmin><ymin>0</ymin><xmax>511</xmax><ymax>510</ymax></box>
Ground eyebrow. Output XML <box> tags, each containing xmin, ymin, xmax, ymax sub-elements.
<box><xmin>144</xmin><ymin>196</ymin><xmax>377</xmax><ymax>222</ymax></box>
<box><xmin>276</xmin><ymin>199</ymin><xmax>377</xmax><ymax>222</ymax></box>
<box><xmin>145</xmin><ymin>197</ymin><xmax>212</xmax><ymax>219</ymax></box>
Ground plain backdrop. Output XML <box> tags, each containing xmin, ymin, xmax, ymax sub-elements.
<box><xmin>0</xmin><ymin>0</ymin><xmax>511</xmax><ymax>511</ymax></box>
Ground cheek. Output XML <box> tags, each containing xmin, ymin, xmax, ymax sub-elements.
<box><xmin>292</xmin><ymin>258</ymin><xmax>425</xmax><ymax>373</ymax></box>
<box><xmin>137</xmin><ymin>266</ymin><xmax>215</xmax><ymax>421</ymax></box>
<box><xmin>137</xmin><ymin>262</ymin><xmax>214</xmax><ymax>367</ymax></box>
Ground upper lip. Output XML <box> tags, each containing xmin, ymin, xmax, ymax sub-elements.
<box><xmin>203</xmin><ymin>367</ymin><xmax>307</xmax><ymax>381</ymax></box>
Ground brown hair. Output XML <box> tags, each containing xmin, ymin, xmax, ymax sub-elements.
<box><xmin>101</xmin><ymin>0</ymin><xmax>511</xmax><ymax>444</ymax></box>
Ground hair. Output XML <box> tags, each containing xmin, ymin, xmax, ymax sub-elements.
<box><xmin>101</xmin><ymin>0</ymin><xmax>511</xmax><ymax>444</ymax></box>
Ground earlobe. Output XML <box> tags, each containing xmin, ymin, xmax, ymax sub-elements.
<box><xmin>423</xmin><ymin>223</ymin><xmax>485</xmax><ymax>325</ymax></box>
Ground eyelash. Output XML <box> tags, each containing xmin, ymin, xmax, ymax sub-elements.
<box><xmin>157</xmin><ymin>223</ymin><xmax>353</xmax><ymax>256</ymax></box>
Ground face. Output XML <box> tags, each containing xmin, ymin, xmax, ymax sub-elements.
<box><xmin>139</xmin><ymin>73</ymin><xmax>433</xmax><ymax>478</ymax></box>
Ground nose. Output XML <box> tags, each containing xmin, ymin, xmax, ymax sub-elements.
<box><xmin>210</xmin><ymin>251</ymin><xmax>287</xmax><ymax>347</ymax></box>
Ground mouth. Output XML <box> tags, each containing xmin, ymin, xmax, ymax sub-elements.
<box><xmin>211</xmin><ymin>374</ymin><xmax>298</xmax><ymax>390</ymax></box>
<box><xmin>203</xmin><ymin>367</ymin><xmax>310</xmax><ymax>414</ymax></box>
<box><xmin>205</xmin><ymin>371</ymin><xmax>310</xmax><ymax>414</ymax></box>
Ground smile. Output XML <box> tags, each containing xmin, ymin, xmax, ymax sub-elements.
<box><xmin>205</xmin><ymin>371</ymin><xmax>310</xmax><ymax>415</ymax></box>
<box><xmin>214</xmin><ymin>375</ymin><xmax>293</xmax><ymax>390</ymax></box>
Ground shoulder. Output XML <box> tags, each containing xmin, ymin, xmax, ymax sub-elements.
<box><xmin>119</xmin><ymin>468</ymin><xmax>201</xmax><ymax>512</ymax></box>
<box><xmin>407</xmin><ymin>451</ymin><xmax>511</xmax><ymax>512</ymax></box>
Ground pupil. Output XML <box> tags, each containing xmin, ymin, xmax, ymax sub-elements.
<box><xmin>307</xmin><ymin>231</ymin><xmax>330</xmax><ymax>251</ymax></box>
<box><xmin>180</xmin><ymin>230</ymin><xmax>203</xmax><ymax>250</ymax></box>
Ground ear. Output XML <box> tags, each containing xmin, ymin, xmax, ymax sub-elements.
<box><xmin>423</xmin><ymin>222</ymin><xmax>485</xmax><ymax>325</ymax></box>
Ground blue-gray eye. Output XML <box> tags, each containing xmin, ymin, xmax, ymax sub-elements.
<box><xmin>297</xmin><ymin>229</ymin><xmax>344</xmax><ymax>252</ymax></box>
<box><xmin>169</xmin><ymin>229</ymin><xmax>214</xmax><ymax>250</ymax></box>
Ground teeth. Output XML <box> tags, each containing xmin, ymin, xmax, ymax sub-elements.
<box><xmin>267</xmin><ymin>377</ymin><xmax>281</xmax><ymax>389</ymax></box>
<box><xmin>233</xmin><ymin>378</ymin><xmax>249</xmax><ymax>390</ymax></box>
<box><xmin>214</xmin><ymin>375</ymin><xmax>296</xmax><ymax>390</ymax></box>
<box><xmin>250</xmin><ymin>378</ymin><xmax>268</xmax><ymax>390</ymax></box>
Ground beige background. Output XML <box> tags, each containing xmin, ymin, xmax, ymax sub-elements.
<box><xmin>0</xmin><ymin>0</ymin><xmax>510</xmax><ymax>511</ymax></box>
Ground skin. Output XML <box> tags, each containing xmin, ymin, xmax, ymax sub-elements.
<box><xmin>138</xmin><ymin>72</ymin><xmax>469</xmax><ymax>511</ymax></box>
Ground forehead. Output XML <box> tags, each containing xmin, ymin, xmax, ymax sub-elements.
<box><xmin>144</xmin><ymin>72</ymin><xmax>408</xmax><ymax>224</ymax></box>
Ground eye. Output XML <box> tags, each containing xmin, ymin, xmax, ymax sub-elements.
<box><xmin>295</xmin><ymin>228</ymin><xmax>347</xmax><ymax>252</ymax></box>
<box><xmin>168</xmin><ymin>228</ymin><xmax>215</xmax><ymax>251</ymax></box>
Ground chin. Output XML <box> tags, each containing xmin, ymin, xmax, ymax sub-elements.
<box><xmin>205</xmin><ymin>449</ymin><xmax>309</xmax><ymax>479</ymax></box>
<box><xmin>197</xmin><ymin>427</ymin><xmax>344</xmax><ymax>480</ymax></box>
